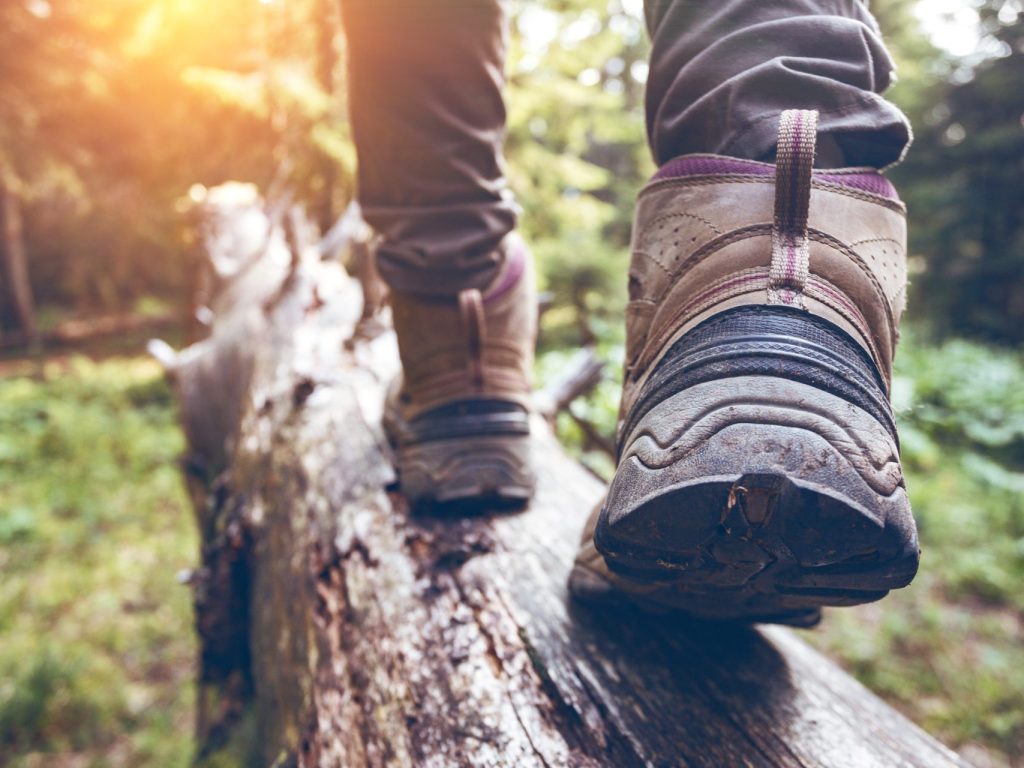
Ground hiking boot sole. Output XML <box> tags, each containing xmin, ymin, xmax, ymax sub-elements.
<box><xmin>594</xmin><ymin>375</ymin><xmax>919</xmax><ymax>621</ymax></box>
<box><xmin>395</xmin><ymin>433</ymin><xmax>535</xmax><ymax>508</ymax></box>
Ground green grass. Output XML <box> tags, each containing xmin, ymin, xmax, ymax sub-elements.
<box><xmin>0</xmin><ymin>356</ymin><xmax>196</xmax><ymax>767</ymax></box>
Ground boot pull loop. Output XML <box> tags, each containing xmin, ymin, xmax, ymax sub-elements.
<box><xmin>768</xmin><ymin>109</ymin><xmax>818</xmax><ymax>308</ymax></box>
<box><xmin>458</xmin><ymin>288</ymin><xmax>486</xmax><ymax>390</ymax></box>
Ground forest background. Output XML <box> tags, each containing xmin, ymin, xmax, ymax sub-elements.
<box><xmin>1</xmin><ymin>0</ymin><xmax>1023</xmax><ymax>766</ymax></box>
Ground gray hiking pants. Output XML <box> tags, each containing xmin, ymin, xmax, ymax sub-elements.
<box><xmin>340</xmin><ymin>0</ymin><xmax>911</xmax><ymax>296</ymax></box>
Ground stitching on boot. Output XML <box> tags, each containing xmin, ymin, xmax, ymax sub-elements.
<box><xmin>674</xmin><ymin>267</ymin><xmax>769</xmax><ymax>322</ymax></box>
<box><xmin>808</xmin><ymin>229</ymin><xmax>898</xmax><ymax>355</ymax></box>
<box><xmin>629</xmin><ymin>225</ymin><xmax>773</xmax><ymax>377</ymax></box>
<box><xmin>644</xmin><ymin>224</ymin><xmax>772</xmax><ymax>308</ymax></box>
<box><xmin>646</xmin><ymin>210</ymin><xmax>724</xmax><ymax>238</ymax></box>
<box><xmin>847</xmin><ymin>236</ymin><xmax>905</xmax><ymax>250</ymax></box>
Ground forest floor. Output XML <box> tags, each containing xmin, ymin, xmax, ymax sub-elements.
<box><xmin>0</xmin><ymin>356</ymin><xmax>196</xmax><ymax>768</ymax></box>
<box><xmin>1</xmin><ymin>334</ymin><xmax>1022</xmax><ymax>767</ymax></box>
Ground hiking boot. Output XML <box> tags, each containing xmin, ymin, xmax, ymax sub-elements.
<box><xmin>570</xmin><ymin>110</ymin><xmax>919</xmax><ymax>625</ymax></box>
<box><xmin>383</xmin><ymin>233</ymin><xmax>537</xmax><ymax>507</ymax></box>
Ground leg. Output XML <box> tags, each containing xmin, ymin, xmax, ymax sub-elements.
<box><xmin>572</xmin><ymin>0</ymin><xmax>919</xmax><ymax>625</ymax></box>
<box><xmin>341</xmin><ymin>0</ymin><xmax>516</xmax><ymax>296</ymax></box>
<box><xmin>341</xmin><ymin>0</ymin><xmax>537</xmax><ymax>506</ymax></box>
<box><xmin>644</xmin><ymin>0</ymin><xmax>911</xmax><ymax>168</ymax></box>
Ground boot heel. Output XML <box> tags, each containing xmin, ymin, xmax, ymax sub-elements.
<box><xmin>596</xmin><ymin>308</ymin><xmax>920</xmax><ymax>619</ymax></box>
<box><xmin>397</xmin><ymin>433</ymin><xmax>534</xmax><ymax>507</ymax></box>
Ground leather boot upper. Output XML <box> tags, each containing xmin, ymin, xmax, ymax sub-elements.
<box><xmin>388</xmin><ymin>233</ymin><xmax>537</xmax><ymax>424</ymax></box>
<box><xmin>621</xmin><ymin>110</ymin><xmax>907</xmax><ymax>426</ymax></box>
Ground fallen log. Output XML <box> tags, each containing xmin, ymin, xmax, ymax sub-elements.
<box><xmin>0</xmin><ymin>310</ymin><xmax>181</xmax><ymax>353</ymax></box>
<box><xmin>163</xmin><ymin>185</ymin><xmax>968</xmax><ymax>767</ymax></box>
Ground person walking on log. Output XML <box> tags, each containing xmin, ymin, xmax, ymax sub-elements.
<box><xmin>340</xmin><ymin>0</ymin><xmax>919</xmax><ymax>627</ymax></box>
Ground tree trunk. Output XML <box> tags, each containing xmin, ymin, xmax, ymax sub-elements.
<box><xmin>0</xmin><ymin>182</ymin><xmax>38</xmax><ymax>343</ymax></box>
<box><xmin>164</xmin><ymin>185</ymin><xmax>968</xmax><ymax>768</ymax></box>
<box><xmin>314</xmin><ymin>0</ymin><xmax>339</xmax><ymax>235</ymax></box>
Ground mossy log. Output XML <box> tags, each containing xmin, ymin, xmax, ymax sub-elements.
<box><xmin>163</xmin><ymin>185</ymin><xmax>967</xmax><ymax>767</ymax></box>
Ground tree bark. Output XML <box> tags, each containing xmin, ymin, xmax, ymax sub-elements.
<box><xmin>314</xmin><ymin>0</ymin><xmax>339</xmax><ymax>235</ymax></box>
<box><xmin>166</xmin><ymin>186</ymin><xmax>968</xmax><ymax>768</ymax></box>
<box><xmin>0</xmin><ymin>181</ymin><xmax>38</xmax><ymax>343</ymax></box>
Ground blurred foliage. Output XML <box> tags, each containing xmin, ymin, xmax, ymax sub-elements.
<box><xmin>893</xmin><ymin>333</ymin><xmax>1024</xmax><ymax>615</ymax></box>
<box><xmin>0</xmin><ymin>0</ymin><xmax>350</xmax><ymax>327</ymax></box>
<box><xmin>879</xmin><ymin>0</ymin><xmax>1024</xmax><ymax>345</ymax></box>
<box><xmin>0</xmin><ymin>357</ymin><xmax>195</xmax><ymax>766</ymax></box>
<box><xmin>1</xmin><ymin>0</ymin><xmax>1021</xmax><ymax>343</ymax></box>
<box><xmin>506</xmin><ymin>0</ymin><xmax>651</xmax><ymax>349</ymax></box>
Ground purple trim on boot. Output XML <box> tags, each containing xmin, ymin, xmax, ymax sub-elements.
<box><xmin>654</xmin><ymin>155</ymin><xmax>899</xmax><ymax>201</ymax></box>
<box><xmin>483</xmin><ymin>238</ymin><xmax>526</xmax><ymax>303</ymax></box>
<box><xmin>655</xmin><ymin>156</ymin><xmax>771</xmax><ymax>179</ymax></box>
<box><xmin>814</xmin><ymin>172</ymin><xmax>898</xmax><ymax>199</ymax></box>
